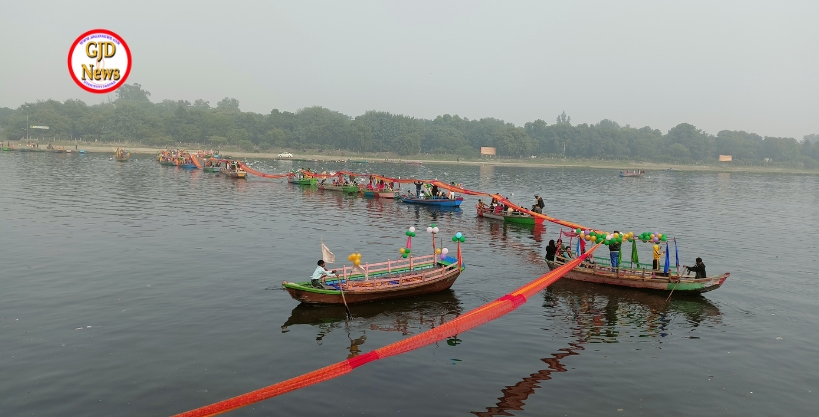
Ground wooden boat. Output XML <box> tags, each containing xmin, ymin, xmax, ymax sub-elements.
<box><xmin>397</xmin><ymin>193</ymin><xmax>463</xmax><ymax>207</ymax></box>
<box><xmin>203</xmin><ymin>166</ymin><xmax>220</xmax><ymax>172</ymax></box>
<box><xmin>319</xmin><ymin>183</ymin><xmax>359</xmax><ymax>193</ymax></box>
<box><xmin>476</xmin><ymin>204</ymin><xmax>504</xmax><ymax>221</ymax></box>
<box><xmin>288</xmin><ymin>177</ymin><xmax>318</xmax><ymax>185</ymax></box>
<box><xmin>546</xmin><ymin>258</ymin><xmax>729</xmax><ymax>293</ymax></box>
<box><xmin>377</xmin><ymin>191</ymin><xmax>395</xmax><ymax>199</ymax></box>
<box><xmin>283</xmin><ymin>254</ymin><xmax>464</xmax><ymax>304</ymax></box>
<box><xmin>503</xmin><ymin>210</ymin><xmax>545</xmax><ymax>225</ymax></box>
<box><xmin>361</xmin><ymin>189</ymin><xmax>376</xmax><ymax>198</ymax></box>
<box><xmin>178</xmin><ymin>163</ymin><xmax>197</xmax><ymax>169</ymax></box>
<box><xmin>225</xmin><ymin>170</ymin><xmax>247</xmax><ymax>179</ymax></box>
<box><xmin>619</xmin><ymin>170</ymin><xmax>645</xmax><ymax>177</ymax></box>
<box><xmin>114</xmin><ymin>149</ymin><xmax>130</xmax><ymax>161</ymax></box>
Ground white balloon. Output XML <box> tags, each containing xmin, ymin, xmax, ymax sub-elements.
<box><xmin>432</xmin><ymin>227</ymin><xmax>439</xmax><ymax>234</ymax></box>
<box><xmin>426</xmin><ymin>227</ymin><xmax>433</xmax><ymax>233</ymax></box>
<box><xmin>409</xmin><ymin>227</ymin><xmax>416</xmax><ymax>232</ymax></box>
<box><xmin>442</xmin><ymin>248</ymin><xmax>449</xmax><ymax>255</ymax></box>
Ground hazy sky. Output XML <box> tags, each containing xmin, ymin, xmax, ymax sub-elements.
<box><xmin>1</xmin><ymin>0</ymin><xmax>817</xmax><ymax>139</ymax></box>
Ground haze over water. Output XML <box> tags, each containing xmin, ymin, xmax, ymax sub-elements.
<box><xmin>1</xmin><ymin>152</ymin><xmax>818</xmax><ymax>416</ymax></box>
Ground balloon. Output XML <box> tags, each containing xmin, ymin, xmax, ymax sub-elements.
<box><xmin>456</xmin><ymin>232</ymin><xmax>463</xmax><ymax>238</ymax></box>
<box><xmin>442</xmin><ymin>248</ymin><xmax>449</xmax><ymax>255</ymax></box>
<box><xmin>409</xmin><ymin>227</ymin><xmax>416</xmax><ymax>233</ymax></box>
<box><xmin>440</xmin><ymin>254</ymin><xmax>447</xmax><ymax>260</ymax></box>
<box><xmin>452</xmin><ymin>236</ymin><xmax>458</xmax><ymax>242</ymax></box>
<box><xmin>435</xmin><ymin>248</ymin><xmax>442</xmax><ymax>254</ymax></box>
<box><xmin>353</xmin><ymin>260</ymin><xmax>361</xmax><ymax>266</ymax></box>
<box><xmin>661</xmin><ymin>235</ymin><xmax>667</xmax><ymax>242</ymax></box>
<box><xmin>584</xmin><ymin>229</ymin><xmax>590</xmax><ymax>235</ymax></box>
<box><xmin>402</xmin><ymin>253</ymin><xmax>408</xmax><ymax>258</ymax></box>
<box><xmin>460</xmin><ymin>237</ymin><xmax>466</xmax><ymax>242</ymax></box>
<box><xmin>405</xmin><ymin>248</ymin><xmax>410</xmax><ymax>254</ymax></box>
<box><xmin>606</xmin><ymin>234</ymin><xmax>613</xmax><ymax>240</ymax></box>
<box><xmin>575</xmin><ymin>228</ymin><xmax>582</xmax><ymax>234</ymax></box>
<box><xmin>426</xmin><ymin>227</ymin><xmax>433</xmax><ymax>233</ymax></box>
<box><xmin>399</xmin><ymin>248</ymin><xmax>406</xmax><ymax>254</ymax></box>
<box><xmin>432</xmin><ymin>227</ymin><xmax>439</xmax><ymax>233</ymax></box>
<box><xmin>348</xmin><ymin>254</ymin><xmax>354</xmax><ymax>261</ymax></box>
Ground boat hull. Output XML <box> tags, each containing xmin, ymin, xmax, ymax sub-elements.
<box><xmin>203</xmin><ymin>166</ymin><xmax>220</xmax><ymax>172</ymax></box>
<box><xmin>289</xmin><ymin>178</ymin><xmax>318</xmax><ymax>185</ymax></box>
<box><xmin>179</xmin><ymin>163</ymin><xmax>197</xmax><ymax>169</ymax></box>
<box><xmin>377</xmin><ymin>191</ymin><xmax>395</xmax><ymax>198</ymax></box>
<box><xmin>476</xmin><ymin>205</ymin><xmax>504</xmax><ymax>220</ymax></box>
<box><xmin>284</xmin><ymin>266</ymin><xmax>462</xmax><ymax>304</ymax></box>
<box><xmin>226</xmin><ymin>171</ymin><xmax>247</xmax><ymax>179</ymax></box>
<box><xmin>398</xmin><ymin>194</ymin><xmax>463</xmax><ymax>207</ymax></box>
<box><xmin>319</xmin><ymin>184</ymin><xmax>359</xmax><ymax>193</ymax></box>
<box><xmin>619</xmin><ymin>172</ymin><xmax>644</xmax><ymax>177</ymax></box>
<box><xmin>503</xmin><ymin>212</ymin><xmax>544</xmax><ymax>225</ymax></box>
<box><xmin>548</xmin><ymin>261</ymin><xmax>729</xmax><ymax>293</ymax></box>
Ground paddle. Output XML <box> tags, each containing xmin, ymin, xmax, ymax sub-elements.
<box><xmin>336</xmin><ymin>274</ymin><xmax>352</xmax><ymax>319</ymax></box>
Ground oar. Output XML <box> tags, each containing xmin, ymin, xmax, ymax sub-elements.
<box><xmin>666</xmin><ymin>280</ymin><xmax>679</xmax><ymax>302</ymax></box>
<box><xmin>337</xmin><ymin>275</ymin><xmax>352</xmax><ymax>319</ymax></box>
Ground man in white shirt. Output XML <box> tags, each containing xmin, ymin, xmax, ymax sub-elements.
<box><xmin>311</xmin><ymin>260</ymin><xmax>336</xmax><ymax>288</ymax></box>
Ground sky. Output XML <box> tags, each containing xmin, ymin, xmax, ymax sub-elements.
<box><xmin>1</xmin><ymin>0</ymin><xmax>817</xmax><ymax>139</ymax></box>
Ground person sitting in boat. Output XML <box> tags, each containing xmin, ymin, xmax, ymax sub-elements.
<box><xmin>478</xmin><ymin>199</ymin><xmax>487</xmax><ymax>211</ymax></box>
<box><xmin>431</xmin><ymin>184</ymin><xmax>440</xmax><ymax>198</ymax></box>
<box><xmin>311</xmin><ymin>260</ymin><xmax>337</xmax><ymax>288</ymax></box>
<box><xmin>684</xmin><ymin>258</ymin><xmax>706</xmax><ymax>278</ymax></box>
<box><xmin>531</xmin><ymin>204</ymin><xmax>542</xmax><ymax>214</ymax></box>
<box><xmin>535</xmin><ymin>195</ymin><xmax>545</xmax><ymax>211</ymax></box>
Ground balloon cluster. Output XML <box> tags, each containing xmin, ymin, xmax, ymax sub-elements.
<box><xmin>426</xmin><ymin>223</ymin><xmax>440</xmax><ymax>234</ymax></box>
<box><xmin>638</xmin><ymin>231</ymin><xmax>667</xmax><ymax>243</ymax></box>
<box><xmin>347</xmin><ymin>252</ymin><xmax>363</xmax><ymax>266</ymax></box>
<box><xmin>438</xmin><ymin>247</ymin><xmax>450</xmax><ymax>260</ymax></box>
<box><xmin>405</xmin><ymin>226</ymin><xmax>417</xmax><ymax>237</ymax></box>
<box><xmin>576</xmin><ymin>228</ymin><xmax>633</xmax><ymax>245</ymax></box>
<box><xmin>398</xmin><ymin>247</ymin><xmax>411</xmax><ymax>258</ymax></box>
<box><xmin>451</xmin><ymin>232</ymin><xmax>466</xmax><ymax>243</ymax></box>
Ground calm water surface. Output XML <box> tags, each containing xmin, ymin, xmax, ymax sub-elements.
<box><xmin>1</xmin><ymin>152</ymin><xmax>817</xmax><ymax>416</ymax></box>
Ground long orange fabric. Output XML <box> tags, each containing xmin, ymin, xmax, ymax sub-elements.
<box><xmin>173</xmin><ymin>246</ymin><xmax>598</xmax><ymax>417</ymax></box>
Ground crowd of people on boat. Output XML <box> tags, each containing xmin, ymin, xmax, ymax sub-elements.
<box><xmin>115</xmin><ymin>148</ymin><xmax>130</xmax><ymax>159</ymax></box>
<box><xmin>409</xmin><ymin>181</ymin><xmax>461</xmax><ymax>200</ymax></box>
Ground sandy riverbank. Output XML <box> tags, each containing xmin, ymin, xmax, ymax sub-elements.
<box><xmin>31</xmin><ymin>142</ymin><xmax>819</xmax><ymax>175</ymax></box>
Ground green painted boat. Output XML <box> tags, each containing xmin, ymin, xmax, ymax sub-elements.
<box><xmin>319</xmin><ymin>184</ymin><xmax>359</xmax><ymax>193</ymax></box>
<box><xmin>289</xmin><ymin>177</ymin><xmax>318</xmax><ymax>185</ymax></box>
<box><xmin>203</xmin><ymin>166</ymin><xmax>221</xmax><ymax>172</ymax></box>
<box><xmin>503</xmin><ymin>211</ymin><xmax>545</xmax><ymax>225</ymax></box>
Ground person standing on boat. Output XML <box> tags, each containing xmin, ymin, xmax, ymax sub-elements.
<box><xmin>684</xmin><ymin>258</ymin><xmax>706</xmax><ymax>278</ymax></box>
<box><xmin>652</xmin><ymin>244</ymin><xmax>664</xmax><ymax>271</ymax></box>
<box><xmin>431</xmin><ymin>184</ymin><xmax>440</xmax><ymax>198</ymax></box>
<box><xmin>414</xmin><ymin>181</ymin><xmax>424</xmax><ymax>197</ymax></box>
<box><xmin>609</xmin><ymin>231</ymin><xmax>621</xmax><ymax>268</ymax></box>
<box><xmin>311</xmin><ymin>260</ymin><xmax>337</xmax><ymax>289</ymax></box>
<box><xmin>545</xmin><ymin>240</ymin><xmax>557</xmax><ymax>262</ymax></box>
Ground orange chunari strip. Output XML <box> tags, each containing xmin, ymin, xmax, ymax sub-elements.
<box><xmin>173</xmin><ymin>246</ymin><xmax>599</xmax><ymax>417</ymax></box>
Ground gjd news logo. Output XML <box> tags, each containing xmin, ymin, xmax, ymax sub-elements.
<box><xmin>68</xmin><ymin>29</ymin><xmax>131</xmax><ymax>94</ymax></box>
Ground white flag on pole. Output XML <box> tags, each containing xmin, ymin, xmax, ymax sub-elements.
<box><xmin>321</xmin><ymin>240</ymin><xmax>335</xmax><ymax>264</ymax></box>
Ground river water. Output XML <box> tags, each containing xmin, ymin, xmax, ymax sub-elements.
<box><xmin>1</xmin><ymin>152</ymin><xmax>817</xmax><ymax>416</ymax></box>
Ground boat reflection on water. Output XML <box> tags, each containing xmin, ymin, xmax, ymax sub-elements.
<box><xmin>545</xmin><ymin>279</ymin><xmax>723</xmax><ymax>340</ymax></box>
<box><xmin>476</xmin><ymin>215</ymin><xmax>546</xmax><ymax>244</ymax></box>
<box><xmin>281</xmin><ymin>290</ymin><xmax>463</xmax><ymax>358</ymax></box>
<box><xmin>472</xmin><ymin>282</ymin><xmax>721</xmax><ymax>417</ymax></box>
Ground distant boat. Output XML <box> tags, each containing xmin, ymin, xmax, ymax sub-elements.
<box><xmin>398</xmin><ymin>193</ymin><xmax>463</xmax><ymax>207</ymax></box>
<box><xmin>619</xmin><ymin>170</ymin><xmax>645</xmax><ymax>177</ymax></box>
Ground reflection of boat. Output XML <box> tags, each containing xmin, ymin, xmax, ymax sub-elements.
<box><xmin>282</xmin><ymin>290</ymin><xmax>462</xmax><ymax>332</ymax></box>
<box><xmin>398</xmin><ymin>192</ymin><xmax>463</xmax><ymax>207</ymax></box>
<box><xmin>619</xmin><ymin>170</ymin><xmax>645</xmax><ymax>177</ymax></box>
<box><xmin>546</xmin><ymin>258</ymin><xmax>728</xmax><ymax>293</ymax></box>
<box><xmin>283</xmin><ymin>254</ymin><xmax>464</xmax><ymax>304</ymax></box>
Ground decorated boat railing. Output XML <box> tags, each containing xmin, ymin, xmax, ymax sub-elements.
<box><xmin>327</xmin><ymin>253</ymin><xmax>441</xmax><ymax>284</ymax></box>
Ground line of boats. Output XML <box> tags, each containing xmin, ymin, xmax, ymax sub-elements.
<box><xmin>146</xmin><ymin>156</ymin><xmax>727</xmax><ymax>301</ymax></box>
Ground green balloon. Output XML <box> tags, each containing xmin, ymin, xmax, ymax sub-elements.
<box><xmin>405</xmin><ymin>248</ymin><xmax>411</xmax><ymax>254</ymax></box>
<box><xmin>661</xmin><ymin>235</ymin><xmax>667</xmax><ymax>242</ymax></box>
<box><xmin>575</xmin><ymin>228</ymin><xmax>581</xmax><ymax>234</ymax></box>
<box><xmin>452</xmin><ymin>236</ymin><xmax>458</xmax><ymax>242</ymax></box>
<box><xmin>402</xmin><ymin>253</ymin><xmax>408</xmax><ymax>258</ymax></box>
<box><xmin>460</xmin><ymin>237</ymin><xmax>466</xmax><ymax>242</ymax></box>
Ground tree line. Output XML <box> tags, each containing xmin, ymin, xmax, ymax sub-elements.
<box><xmin>1</xmin><ymin>83</ymin><xmax>817</xmax><ymax>168</ymax></box>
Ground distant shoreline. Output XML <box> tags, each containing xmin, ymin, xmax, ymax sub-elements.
<box><xmin>16</xmin><ymin>142</ymin><xmax>819</xmax><ymax>175</ymax></box>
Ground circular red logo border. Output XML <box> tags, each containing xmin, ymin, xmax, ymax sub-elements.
<box><xmin>67</xmin><ymin>29</ymin><xmax>132</xmax><ymax>94</ymax></box>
